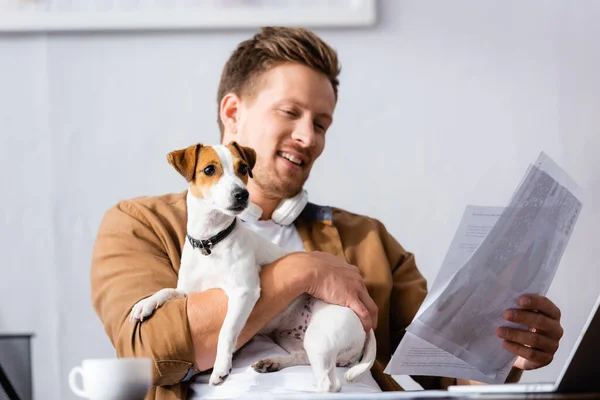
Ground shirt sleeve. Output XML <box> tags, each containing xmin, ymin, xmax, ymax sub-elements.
<box><xmin>90</xmin><ymin>200</ymin><xmax>198</xmax><ymax>386</ymax></box>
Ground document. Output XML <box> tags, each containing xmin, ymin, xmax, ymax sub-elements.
<box><xmin>385</xmin><ymin>152</ymin><xmax>583</xmax><ymax>384</ymax></box>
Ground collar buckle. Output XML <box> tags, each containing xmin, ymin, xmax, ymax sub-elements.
<box><xmin>200</xmin><ymin>240</ymin><xmax>212</xmax><ymax>256</ymax></box>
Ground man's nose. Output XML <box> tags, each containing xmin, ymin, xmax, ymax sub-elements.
<box><xmin>291</xmin><ymin>122</ymin><xmax>316</xmax><ymax>148</ymax></box>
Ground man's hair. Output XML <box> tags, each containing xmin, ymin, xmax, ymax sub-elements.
<box><xmin>217</xmin><ymin>26</ymin><xmax>341</xmax><ymax>138</ymax></box>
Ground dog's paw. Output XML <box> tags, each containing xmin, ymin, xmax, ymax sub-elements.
<box><xmin>130</xmin><ymin>296</ymin><xmax>163</xmax><ymax>322</ymax></box>
<box><xmin>209</xmin><ymin>368</ymin><xmax>230</xmax><ymax>386</ymax></box>
<box><xmin>208</xmin><ymin>371</ymin><xmax>228</xmax><ymax>386</ymax></box>
<box><xmin>316</xmin><ymin>376</ymin><xmax>342</xmax><ymax>393</ymax></box>
<box><xmin>251</xmin><ymin>359</ymin><xmax>281</xmax><ymax>373</ymax></box>
<box><xmin>209</xmin><ymin>359</ymin><xmax>232</xmax><ymax>385</ymax></box>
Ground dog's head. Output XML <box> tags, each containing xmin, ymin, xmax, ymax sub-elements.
<box><xmin>167</xmin><ymin>141</ymin><xmax>256</xmax><ymax>215</ymax></box>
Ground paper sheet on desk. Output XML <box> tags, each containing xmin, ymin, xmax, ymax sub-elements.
<box><xmin>385</xmin><ymin>152</ymin><xmax>583</xmax><ymax>384</ymax></box>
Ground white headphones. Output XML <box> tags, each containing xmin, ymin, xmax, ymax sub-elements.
<box><xmin>239</xmin><ymin>189</ymin><xmax>309</xmax><ymax>226</ymax></box>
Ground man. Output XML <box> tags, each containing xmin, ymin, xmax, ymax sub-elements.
<box><xmin>91</xmin><ymin>27</ymin><xmax>564</xmax><ymax>400</ymax></box>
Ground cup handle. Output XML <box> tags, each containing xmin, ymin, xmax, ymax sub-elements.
<box><xmin>68</xmin><ymin>366</ymin><xmax>88</xmax><ymax>398</ymax></box>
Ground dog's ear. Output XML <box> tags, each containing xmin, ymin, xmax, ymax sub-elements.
<box><xmin>230</xmin><ymin>141</ymin><xmax>256</xmax><ymax>178</ymax></box>
<box><xmin>166</xmin><ymin>143</ymin><xmax>202</xmax><ymax>182</ymax></box>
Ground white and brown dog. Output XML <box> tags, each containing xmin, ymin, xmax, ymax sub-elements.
<box><xmin>130</xmin><ymin>142</ymin><xmax>376</xmax><ymax>392</ymax></box>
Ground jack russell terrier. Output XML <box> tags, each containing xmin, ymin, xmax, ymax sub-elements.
<box><xmin>130</xmin><ymin>142</ymin><xmax>376</xmax><ymax>392</ymax></box>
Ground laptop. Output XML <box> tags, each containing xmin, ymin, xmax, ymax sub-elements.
<box><xmin>448</xmin><ymin>292</ymin><xmax>600</xmax><ymax>394</ymax></box>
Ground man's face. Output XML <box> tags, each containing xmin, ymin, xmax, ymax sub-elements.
<box><xmin>222</xmin><ymin>63</ymin><xmax>336</xmax><ymax>199</ymax></box>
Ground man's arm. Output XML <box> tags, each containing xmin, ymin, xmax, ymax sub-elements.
<box><xmin>92</xmin><ymin>201</ymin><xmax>195</xmax><ymax>385</ymax></box>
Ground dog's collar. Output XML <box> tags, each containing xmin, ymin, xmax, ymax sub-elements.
<box><xmin>186</xmin><ymin>218</ymin><xmax>237</xmax><ymax>256</ymax></box>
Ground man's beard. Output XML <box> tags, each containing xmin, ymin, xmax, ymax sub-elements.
<box><xmin>252</xmin><ymin>162</ymin><xmax>307</xmax><ymax>199</ymax></box>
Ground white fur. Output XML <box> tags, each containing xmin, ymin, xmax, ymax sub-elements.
<box><xmin>259</xmin><ymin>296</ymin><xmax>377</xmax><ymax>391</ymax></box>
<box><xmin>130</xmin><ymin>145</ymin><xmax>376</xmax><ymax>391</ymax></box>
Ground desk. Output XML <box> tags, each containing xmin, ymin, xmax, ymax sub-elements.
<box><xmin>233</xmin><ymin>392</ymin><xmax>600</xmax><ymax>400</ymax></box>
<box><xmin>445</xmin><ymin>394</ymin><xmax>600</xmax><ymax>399</ymax></box>
<box><xmin>0</xmin><ymin>334</ymin><xmax>33</xmax><ymax>400</ymax></box>
<box><xmin>443</xmin><ymin>395</ymin><xmax>600</xmax><ymax>399</ymax></box>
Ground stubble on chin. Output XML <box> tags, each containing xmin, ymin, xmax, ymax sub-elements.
<box><xmin>252</xmin><ymin>163</ymin><xmax>305</xmax><ymax>199</ymax></box>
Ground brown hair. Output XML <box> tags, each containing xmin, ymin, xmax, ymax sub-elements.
<box><xmin>217</xmin><ymin>26</ymin><xmax>341</xmax><ymax>138</ymax></box>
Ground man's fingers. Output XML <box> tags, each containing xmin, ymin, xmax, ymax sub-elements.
<box><xmin>496</xmin><ymin>327</ymin><xmax>559</xmax><ymax>354</ymax></box>
<box><xmin>358</xmin><ymin>289</ymin><xmax>378</xmax><ymax>330</ymax></box>
<box><xmin>504</xmin><ymin>309</ymin><xmax>564</xmax><ymax>340</ymax></box>
<box><xmin>349</xmin><ymin>299</ymin><xmax>372</xmax><ymax>332</ymax></box>
<box><xmin>519</xmin><ymin>294</ymin><xmax>561</xmax><ymax>321</ymax></box>
<box><xmin>501</xmin><ymin>339</ymin><xmax>553</xmax><ymax>368</ymax></box>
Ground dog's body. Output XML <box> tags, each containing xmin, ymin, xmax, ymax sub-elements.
<box><xmin>258</xmin><ymin>294</ymin><xmax>376</xmax><ymax>390</ymax></box>
<box><xmin>130</xmin><ymin>143</ymin><xmax>376</xmax><ymax>391</ymax></box>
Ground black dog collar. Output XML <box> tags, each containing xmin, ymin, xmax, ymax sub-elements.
<box><xmin>186</xmin><ymin>218</ymin><xmax>237</xmax><ymax>256</ymax></box>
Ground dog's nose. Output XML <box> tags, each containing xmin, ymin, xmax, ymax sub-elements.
<box><xmin>233</xmin><ymin>188</ymin><xmax>249</xmax><ymax>202</ymax></box>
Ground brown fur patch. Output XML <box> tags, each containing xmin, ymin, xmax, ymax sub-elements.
<box><xmin>191</xmin><ymin>146</ymin><xmax>223</xmax><ymax>198</ymax></box>
<box><xmin>227</xmin><ymin>142</ymin><xmax>257</xmax><ymax>181</ymax></box>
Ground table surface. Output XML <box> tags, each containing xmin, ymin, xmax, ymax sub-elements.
<box><xmin>226</xmin><ymin>391</ymin><xmax>600</xmax><ymax>400</ymax></box>
<box><xmin>187</xmin><ymin>391</ymin><xmax>600</xmax><ymax>400</ymax></box>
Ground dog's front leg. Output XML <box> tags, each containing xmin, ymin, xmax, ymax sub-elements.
<box><xmin>254</xmin><ymin>236</ymin><xmax>289</xmax><ymax>266</ymax></box>
<box><xmin>130</xmin><ymin>288</ymin><xmax>186</xmax><ymax>322</ymax></box>
<box><xmin>209</xmin><ymin>287</ymin><xmax>260</xmax><ymax>385</ymax></box>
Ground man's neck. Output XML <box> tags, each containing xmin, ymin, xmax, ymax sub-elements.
<box><xmin>247</xmin><ymin>181</ymin><xmax>282</xmax><ymax>221</ymax></box>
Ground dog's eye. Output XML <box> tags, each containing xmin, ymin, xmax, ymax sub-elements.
<box><xmin>203</xmin><ymin>165</ymin><xmax>216</xmax><ymax>176</ymax></box>
<box><xmin>238</xmin><ymin>164</ymin><xmax>248</xmax><ymax>175</ymax></box>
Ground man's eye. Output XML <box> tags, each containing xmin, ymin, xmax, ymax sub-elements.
<box><xmin>280</xmin><ymin>109</ymin><xmax>297</xmax><ymax>117</ymax></box>
<box><xmin>238</xmin><ymin>164</ymin><xmax>248</xmax><ymax>175</ymax></box>
<box><xmin>203</xmin><ymin>165</ymin><xmax>216</xmax><ymax>176</ymax></box>
<box><xmin>314</xmin><ymin>122</ymin><xmax>326</xmax><ymax>132</ymax></box>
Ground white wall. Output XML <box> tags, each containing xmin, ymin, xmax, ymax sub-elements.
<box><xmin>0</xmin><ymin>35</ymin><xmax>63</xmax><ymax>398</ymax></box>
<box><xmin>1</xmin><ymin>1</ymin><xmax>599</xmax><ymax>399</ymax></box>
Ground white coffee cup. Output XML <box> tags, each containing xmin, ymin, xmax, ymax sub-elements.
<box><xmin>68</xmin><ymin>358</ymin><xmax>152</xmax><ymax>400</ymax></box>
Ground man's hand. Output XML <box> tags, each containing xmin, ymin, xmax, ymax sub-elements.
<box><xmin>496</xmin><ymin>294</ymin><xmax>564</xmax><ymax>370</ymax></box>
<box><xmin>293</xmin><ymin>251</ymin><xmax>378</xmax><ymax>332</ymax></box>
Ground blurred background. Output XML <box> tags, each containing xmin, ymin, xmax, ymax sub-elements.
<box><xmin>1</xmin><ymin>0</ymin><xmax>599</xmax><ymax>399</ymax></box>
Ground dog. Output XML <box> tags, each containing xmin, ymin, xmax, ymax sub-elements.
<box><xmin>130</xmin><ymin>142</ymin><xmax>376</xmax><ymax>392</ymax></box>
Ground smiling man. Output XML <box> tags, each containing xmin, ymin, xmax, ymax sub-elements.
<box><xmin>91</xmin><ymin>27</ymin><xmax>564</xmax><ymax>400</ymax></box>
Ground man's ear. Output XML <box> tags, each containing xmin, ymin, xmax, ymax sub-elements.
<box><xmin>229</xmin><ymin>141</ymin><xmax>256</xmax><ymax>178</ymax></box>
<box><xmin>166</xmin><ymin>143</ymin><xmax>202</xmax><ymax>182</ymax></box>
<box><xmin>220</xmin><ymin>93</ymin><xmax>240</xmax><ymax>135</ymax></box>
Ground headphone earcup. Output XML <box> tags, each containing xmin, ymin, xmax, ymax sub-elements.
<box><xmin>272</xmin><ymin>189</ymin><xmax>309</xmax><ymax>226</ymax></box>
